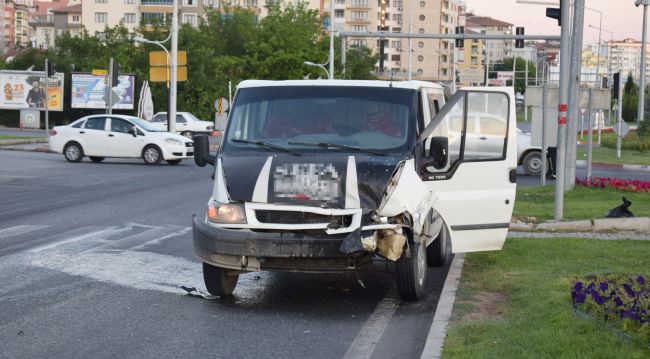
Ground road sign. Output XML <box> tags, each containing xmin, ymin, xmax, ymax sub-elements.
<box><xmin>613</xmin><ymin>121</ymin><xmax>630</xmax><ymax>138</ymax></box>
<box><xmin>215</xmin><ymin>97</ymin><xmax>229</xmax><ymax>115</ymax></box>
<box><xmin>149</xmin><ymin>51</ymin><xmax>187</xmax><ymax>67</ymax></box>
<box><xmin>92</xmin><ymin>69</ymin><xmax>108</xmax><ymax>76</ymax></box>
<box><xmin>149</xmin><ymin>67</ymin><xmax>187</xmax><ymax>82</ymax></box>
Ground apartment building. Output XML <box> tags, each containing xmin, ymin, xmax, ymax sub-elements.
<box><xmin>1</xmin><ymin>0</ymin><xmax>34</xmax><ymax>48</ymax></box>
<box><xmin>605</xmin><ymin>38</ymin><xmax>650</xmax><ymax>82</ymax></box>
<box><xmin>465</xmin><ymin>14</ymin><xmax>512</xmax><ymax>63</ymax></box>
<box><xmin>29</xmin><ymin>0</ymin><xmax>79</xmax><ymax>49</ymax></box>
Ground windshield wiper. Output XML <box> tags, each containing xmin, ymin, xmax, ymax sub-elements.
<box><xmin>288</xmin><ymin>141</ymin><xmax>386</xmax><ymax>156</ymax></box>
<box><xmin>231</xmin><ymin>138</ymin><xmax>301</xmax><ymax>156</ymax></box>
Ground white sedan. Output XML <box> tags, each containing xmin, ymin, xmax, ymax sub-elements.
<box><xmin>49</xmin><ymin>115</ymin><xmax>194</xmax><ymax>165</ymax></box>
<box><xmin>151</xmin><ymin>112</ymin><xmax>214</xmax><ymax>138</ymax></box>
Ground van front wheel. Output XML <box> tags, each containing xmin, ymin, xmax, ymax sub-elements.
<box><xmin>395</xmin><ymin>237</ymin><xmax>427</xmax><ymax>301</ymax></box>
<box><xmin>202</xmin><ymin>262</ymin><xmax>238</xmax><ymax>296</ymax></box>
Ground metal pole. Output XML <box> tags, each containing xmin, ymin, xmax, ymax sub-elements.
<box><xmin>452</xmin><ymin>46</ymin><xmax>457</xmax><ymax>93</ymax></box>
<box><xmin>107</xmin><ymin>57</ymin><xmax>113</xmax><ymax>115</ymax></box>
<box><xmin>44</xmin><ymin>58</ymin><xmax>49</xmax><ymax>139</ymax></box>
<box><xmin>512</xmin><ymin>50</ymin><xmax>516</xmax><ymax>89</ymax></box>
<box><xmin>638</xmin><ymin>3</ymin><xmax>648</xmax><ymax>126</ymax></box>
<box><xmin>525</xmin><ymin>57</ymin><xmax>529</xmax><ymax>122</ymax></box>
<box><xmin>554</xmin><ymin>0</ymin><xmax>571</xmax><ymax>221</ymax></box>
<box><xmin>169</xmin><ymin>0</ymin><xmax>179</xmax><ymax>133</ymax></box>
<box><xmin>594</xmin><ymin>11</ymin><xmax>602</xmax><ymax>88</ymax></box>
<box><xmin>617</xmin><ymin>73</ymin><xmax>623</xmax><ymax>159</ymax></box>
<box><xmin>541</xmin><ymin>84</ymin><xmax>548</xmax><ymax>186</ymax></box>
<box><xmin>329</xmin><ymin>0</ymin><xmax>334</xmax><ymax>80</ymax></box>
<box><xmin>587</xmin><ymin>88</ymin><xmax>593</xmax><ymax>180</ymax></box>
<box><xmin>565</xmin><ymin>0</ymin><xmax>585</xmax><ymax>191</ymax></box>
<box><xmin>341</xmin><ymin>36</ymin><xmax>346</xmax><ymax>75</ymax></box>
<box><xmin>580</xmin><ymin>111</ymin><xmax>584</xmax><ymax>140</ymax></box>
<box><xmin>597</xmin><ymin>109</ymin><xmax>602</xmax><ymax>145</ymax></box>
<box><xmin>407</xmin><ymin>0</ymin><xmax>413</xmax><ymax>80</ymax></box>
<box><xmin>485</xmin><ymin>40</ymin><xmax>490</xmax><ymax>85</ymax></box>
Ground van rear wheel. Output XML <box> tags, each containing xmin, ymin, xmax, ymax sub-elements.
<box><xmin>395</xmin><ymin>236</ymin><xmax>427</xmax><ymax>301</ymax></box>
<box><xmin>203</xmin><ymin>262</ymin><xmax>238</xmax><ymax>296</ymax></box>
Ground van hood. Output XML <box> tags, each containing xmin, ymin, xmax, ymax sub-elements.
<box><xmin>220</xmin><ymin>153</ymin><xmax>411</xmax><ymax>209</ymax></box>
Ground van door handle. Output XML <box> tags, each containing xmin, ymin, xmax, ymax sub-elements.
<box><xmin>479</xmin><ymin>136</ymin><xmax>487</xmax><ymax>140</ymax></box>
<box><xmin>108</xmin><ymin>134</ymin><xmax>114</xmax><ymax>137</ymax></box>
<box><xmin>509</xmin><ymin>168</ymin><xmax>517</xmax><ymax>183</ymax></box>
<box><xmin>79</xmin><ymin>131</ymin><xmax>85</xmax><ymax>134</ymax></box>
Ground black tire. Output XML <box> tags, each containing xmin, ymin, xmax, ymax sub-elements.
<box><xmin>181</xmin><ymin>131</ymin><xmax>193</xmax><ymax>139</ymax></box>
<box><xmin>395</xmin><ymin>235</ymin><xmax>428</xmax><ymax>301</ymax></box>
<box><xmin>166</xmin><ymin>159</ymin><xmax>182</xmax><ymax>165</ymax></box>
<box><xmin>63</xmin><ymin>142</ymin><xmax>83</xmax><ymax>162</ymax></box>
<box><xmin>522</xmin><ymin>151</ymin><xmax>542</xmax><ymax>176</ymax></box>
<box><xmin>203</xmin><ymin>262</ymin><xmax>238</xmax><ymax>296</ymax></box>
<box><xmin>427</xmin><ymin>227</ymin><xmax>450</xmax><ymax>267</ymax></box>
<box><xmin>142</xmin><ymin>145</ymin><xmax>162</xmax><ymax>165</ymax></box>
<box><xmin>89</xmin><ymin>156</ymin><xmax>105</xmax><ymax>163</ymax></box>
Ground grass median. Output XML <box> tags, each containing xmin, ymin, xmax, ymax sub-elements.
<box><xmin>443</xmin><ymin>238</ymin><xmax>650</xmax><ymax>358</ymax></box>
<box><xmin>513</xmin><ymin>185</ymin><xmax>650</xmax><ymax>221</ymax></box>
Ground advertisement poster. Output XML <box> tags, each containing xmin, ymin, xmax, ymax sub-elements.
<box><xmin>71</xmin><ymin>73</ymin><xmax>135</xmax><ymax>110</ymax></box>
<box><xmin>0</xmin><ymin>71</ymin><xmax>64</xmax><ymax>111</ymax></box>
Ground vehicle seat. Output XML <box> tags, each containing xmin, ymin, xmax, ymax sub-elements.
<box><xmin>264</xmin><ymin>112</ymin><xmax>298</xmax><ymax>138</ymax></box>
<box><xmin>367</xmin><ymin>112</ymin><xmax>401</xmax><ymax>137</ymax></box>
<box><xmin>303</xmin><ymin>111</ymin><xmax>336</xmax><ymax>134</ymax></box>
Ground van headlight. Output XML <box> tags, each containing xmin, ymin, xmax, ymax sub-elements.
<box><xmin>165</xmin><ymin>138</ymin><xmax>183</xmax><ymax>146</ymax></box>
<box><xmin>207</xmin><ymin>202</ymin><xmax>247</xmax><ymax>224</ymax></box>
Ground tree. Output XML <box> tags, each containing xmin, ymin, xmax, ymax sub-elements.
<box><xmin>340</xmin><ymin>45</ymin><xmax>378</xmax><ymax>80</ymax></box>
<box><xmin>622</xmin><ymin>72</ymin><xmax>638</xmax><ymax>122</ymax></box>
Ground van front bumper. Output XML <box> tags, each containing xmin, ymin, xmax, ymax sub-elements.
<box><xmin>193</xmin><ymin>215</ymin><xmax>370</xmax><ymax>272</ymax></box>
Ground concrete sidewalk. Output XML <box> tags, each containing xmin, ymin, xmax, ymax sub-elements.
<box><xmin>576</xmin><ymin>160</ymin><xmax>650</xmax><ymax>173</ymax></box>
<box><xmin>511</xmin><ymin>216</ymin><xmax>650</xmax><ymax>233</ymax></box>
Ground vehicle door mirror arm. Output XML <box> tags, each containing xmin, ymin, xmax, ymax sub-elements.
<box><xmin>425</xmin><ymin>136</ymin><xmax>449</xmax><ymax>170</ymax></box>
<box><xmin>193</xmin><ymin>134</ymin><xmax>216</xmax><ymax>167</ymax></box>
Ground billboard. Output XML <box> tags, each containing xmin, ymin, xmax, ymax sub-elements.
<box><xmin>71</xmin><ymin>73</ymin><xmax>136</xmax><ymax>110</ymax></box>
<box><xmin>0</xmin><ymin>71</ymin><xmax>64</xmax><ymax>111</ymax></box>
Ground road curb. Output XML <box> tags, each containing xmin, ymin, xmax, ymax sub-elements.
<box><xmin>576</xmin><ymin>160</ymin><xmax>650</xmax><ymax>173</ymax></box>
<box><xmin>510</xmin><ymin>217</ymin><xmax>650</xmax><ymax>233</ymax></box>
<box><xmin>0</xmin><ymin>138</ymin><xmax>47</xmax><ymax>145</ymax></box>
<box><xmin>421</xmin><ymin>253</ymin><xmax>465</xmax><ymax>359</ymax></box>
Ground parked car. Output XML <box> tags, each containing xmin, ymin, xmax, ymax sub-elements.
<box><xmin>49</xmin><ymin>115</ymin><xmax>194</xmax><ymax>165</ymax></box>
<box><xmin>517</xmin><ymin>128</ymin><xmax>543</xmax><ymax>176</ymax></box>
<box><xmin>191</xmin><ymin>80</ymin><xmax>518</xmax><ymax>301</ymax></box>
<box><xmin>151</xmin><ymin>112</ymin><xmax>214</xmax><ymax>138</ymax></box>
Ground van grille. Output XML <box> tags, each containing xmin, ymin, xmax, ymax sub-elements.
<box><xmin>255</xmin><ymin>210</ymin><xmax>352</xmax><ymax>227</ymax></box>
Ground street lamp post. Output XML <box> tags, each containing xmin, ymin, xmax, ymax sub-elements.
<box><xmin>585</xmin><ymin>7</ymin><xmax>603</xmax><ymax>88</ymax></box>
<box><xmin>304</xmin><ymin>60</ymin><xmax>330</xmax><ymax>79</ymax></box>
<box><xmin>636</xmin><ymin>0</ymin><xmax>649</xmax><ymax>126</ymax></box>
<box><xmin>134</xmin><ymin>34</ymin><xmax>172</xmax><ymax>130</ymax></box>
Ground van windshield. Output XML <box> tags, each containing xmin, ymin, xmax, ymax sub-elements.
<box><xmin>222</xmin><ymin>86</ymin><xmax>417</xmax><ymax>154</ymax></box>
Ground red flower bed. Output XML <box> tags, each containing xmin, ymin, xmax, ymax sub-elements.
<box><xmin>576</xmin><ymin>177</ymin><xmax>650</xmax><ymax>193</ymax></box>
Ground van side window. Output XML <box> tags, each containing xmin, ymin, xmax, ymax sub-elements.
<box><xmin>463</xmin><ymin>92</ymin><xmax>508</xmax><ymax>161</ymax></box>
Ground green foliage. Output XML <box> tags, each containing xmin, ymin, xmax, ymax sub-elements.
<box><xmin>638</xmin><ymin>119</ymin><xmax>650</xmax><ymax>141</ymax></box>
<box><xmin>490</xmin><ymin>57</ymin><xmax>536</xmax><ymax>94</ymax></box>
<box><xmin>623</xmin><ymin>72</ymin><xmax>639</xmax><ymax>122</ymax></box>
<box><xmin>1</xmin><ymin>5</ymin><xmax>377</xmax><ymax>123</ymax></box>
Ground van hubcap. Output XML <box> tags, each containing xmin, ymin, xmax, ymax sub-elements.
<box><xmin>417</xmin><ymin>242</ymin><xmax>426</xmax><ymax>286</ymax></box>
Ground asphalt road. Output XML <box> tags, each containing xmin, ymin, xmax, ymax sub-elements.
<box><xmin>0</xmin><ymin>150</ymin><xmax>451</xmax><ymax>359</ymax></box>
<box><xmin>0</xmin><ymin>128</ymin><xmax>46</xmax><ymax>137</ymax></box>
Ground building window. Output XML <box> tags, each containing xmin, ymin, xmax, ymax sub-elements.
<box><xmin>204</xmin><ymin>0</ymin><xmax>218</xmax><ymax>6</ymax></box>
<box><xmin>142</xmin><ymin>12</ymin><xmax>165</xmax><ymax>24</ymax></box>
<box><xmin>417</xmin><ymin>69</ymin><xmax>423</xmax><ymax>75</ymax></box>
<box><xmin>335</xmin><ymin>9</ymin><xmax>344</xmax><ymax>18</ymax></box>
<box><xmin>351</xmin><ymin>11</ymin><xmax>368</xmax><ymax>20</ymax></box>
<box><xmin>72</xmin><ymin>15</ymin><xmax>80</xmax><ymax>22</ymax></box>
<box><xmin>95</xmin><ymin>0</ymin><xmax>107</xmax><ymax>3</ymax></box>
<box><xmin>350</xmin><ymin>39</ymin><xmax>367</xmax><ymax>47</ymax></box>
<box><xmin>183</xmin><ymin>13</ymin><xmax>197</xmax><ymax>25</ymax></box>
<box><xmin>184</xmin><ymin>0</ymin><xmax>196</xmax><ymax>5</ymax></box>
<box><xmin>392</xmin><ymin>27</ymin><xmax>401</xmax><ymax>32</ymax></box>
<box><xmin>419</xmin><ymin>14</ymin><xmax>425</xmax><ymax>21</ymax></box>
<box><xmin>418</xmin><ymin>41</ymin><xmax>424</xmax><ymax>48</ymax></box>
<box><xmin>391</xmin><ymin>54</ymin><xmax>400</xmax><ymax>61</ymax></box>
<box><xmin>419</xmin><ymin>0</ymin><xmax>425</xmax><ymax>7</ymax></box>
<box><xmin>95</xmin><ymin>12</ymin><xmax>107</xmax><ymax>23</ymax></box>
<box><xmin>393</xmin><ymin>0</ymin><xmax>402</xmax><ymax>7</ymax></box>
<box><xmin>124</xmin><ymin>13</ymin><xmax>136</xmax><ymax>23</ymax></box>
<box><xmin>391</xmin><ymin>40</ymin><xmax>401</xmax><ymax>49</ymax></box>
<box><xmin>125</xmin><ymin>0</ymin><xmax>135</xmax><ymax>3</ymax></box>
<box><xmin>418</xmin><ymin>55</ymin><xmax>424</xmax><ymax>62</ymax></box>
<box><xmin>353</xmin><ymin>0</ymin><xmax>368</xmax><ymax>6</ymax></box>
<box><xmin>418</xmin><ymin>28</ymin><xmax>424</xmax><ymax>34</ymax></box>
<box><xmin>392</xmin><ymin>14</ymin><xmax>401</xmax><ymax>22</ymax></box>
<box><xmin>352</xmin><ymin>25</ymin><xmax>367</xmax><ymax>32</ymax></box>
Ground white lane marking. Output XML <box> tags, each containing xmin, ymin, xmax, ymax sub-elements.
<box><xmin>91</xmin><ymin>226</ymin><xmax>187</xmax><ymax>252</ymax></box>
<box><xmin>130</xmin><ymin>227</ymin><xmax>191</xmax><ymax>251</ymax></box>
<box><xmin>342</xmin><ymin>289</ymin><xmax>400</xmax><ymax>359</ymax></box>
<box><xmin>26</xmin><ymin>226</ymin><xmax>115</xmax><ymax>253</ymax></box>
<box><xmin>0</xmin><ymin>225</ymin><xmax>49</xmax><ymax>239</ymax></box>
<box><xmin>30</xmin><ymin>250</ymin><xmax>203</xmax><ymax>294</ymax></box>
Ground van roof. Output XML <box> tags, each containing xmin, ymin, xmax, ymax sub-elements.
<box><xmin>237</xmin><ymin>79</ymin><xmax>444</xmax><ymax>91</ymax></box>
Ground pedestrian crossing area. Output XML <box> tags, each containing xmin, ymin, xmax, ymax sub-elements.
<box><xmin>0</xmin><ymin>223</ymin><xmax>204</xmax><ymax>295</ymax></box>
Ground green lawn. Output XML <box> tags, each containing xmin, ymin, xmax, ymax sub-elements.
<box><xmin>0</xmin><ymin>135</ymin><xmax>30</xmax><ymax>140</ymax></box>
<box><xmin>577</xmin><ymin>146</ymin><xmax>650</xmax><ymax>166</ymax></box>
<box><xmin>443</xmin><ymin>238</ymin><xmax>650</xmax><ymax>358</ymax></box>
<box><xmin>514</xmin><ymin>185</ymin><xmax>650</xmax><ymax>221</ymax></box>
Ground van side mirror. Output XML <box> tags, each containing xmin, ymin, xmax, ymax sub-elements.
<box><xmin>427</xmin><ymin>136</ymin><xmax>448</xmax><ymax>170</ymax></box>
<box><xmin>193</xmin><ymin>135</ymin><xmax>215</xmax><ymax>167</ymax></box>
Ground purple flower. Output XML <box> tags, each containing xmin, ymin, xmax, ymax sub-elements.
<box><xmin>591</xmin><ymin>292</ymin><xmax>605</xmax><ymax>305</ymax></box>
<box><xmin>614</xmin><ymin>297</ymin><xmax>623</xmax><ymax>307</ymax></box>
<box><xmin>623</xmin><ymin>283</ymin><xmax>635</xmax><ymax>298</ymax></box>
<box><xmin>621</xmin><ymin>310</ymin><xmax>631</xmax><ymax>319</ymax></box>
<box><xmin>574</xmin><ymin>282</ymin><xmax>584</xmax><ymax>291</ymax></box>
<box><xmin>573</xmin><ymin>291</ymin><xmax>587</xmax><ymax>304</ymax></box>
<box><xmin>599</xmin><ymin>282</ymin><xmax>609</xmax><ymax>292</ymax></box>
<box><xmin>637</xmin><ymin>275</ymin><xmax>646</xmax><ymax>285</ymax></box>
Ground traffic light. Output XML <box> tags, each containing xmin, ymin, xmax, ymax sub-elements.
<box><xmin>455</xmin><ymin>26</ymin><xmax>464</xmax><ymax>49</ymax></box>
<box><xmin>613</xmin><ymin>72</ymin><xmax>620</xmax><ymax>99</ymax></box>
<box><xmin>546</xmin><ymin>5</ymin><xmax>561</xmax><ymax>26</ymax></box>
<box><xmin>46</xmin><ymin>59</ymin><xmax>56</xmax><ymax>77</ymax></box>
<box><xmin>515</xmin><ymin>27</ymin><xmax>524</xmax><ymax>49</ymax></box>
<box><xmin>111</xmin><ymin>61</ymin><xmax>120</xmax><ymax>87</ymax></box>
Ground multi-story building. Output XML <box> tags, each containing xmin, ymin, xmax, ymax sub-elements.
<box><xmin>465</xmin><ymin>14</ymin><xmax>512</xmax><ymax>63</ymax></box>
<box><xmin>605</xmin><ymin>38</ymin><xmax>650</xmax><ymax>83</ymax></box>
<box><xmin>2</xmin><ymin>0</ymin><xmax>34</xmax><ymax>48</ymax></box>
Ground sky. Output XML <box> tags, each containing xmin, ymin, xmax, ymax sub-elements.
<box><xmin>466</xmin><ymin>0</ymin><xmax>649</xmax><ymax>45</ymax></box>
